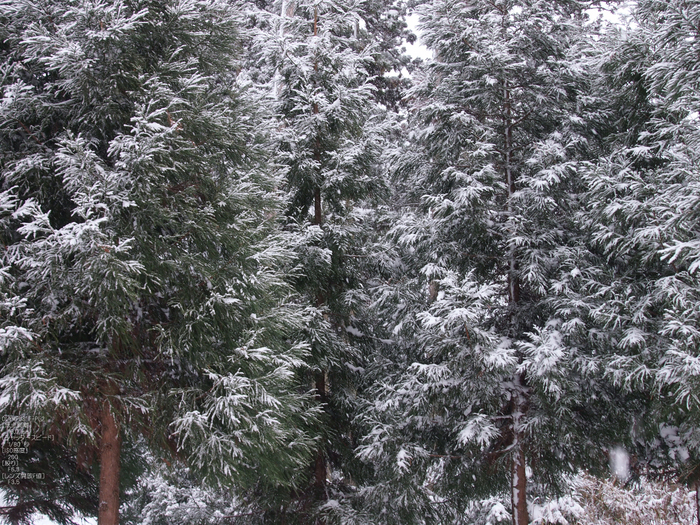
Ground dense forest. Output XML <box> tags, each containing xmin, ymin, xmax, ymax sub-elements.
<box><xmin>1</xmin><ymin>0</ymin><xmax>700</xmax><ymax>524</ymax></box>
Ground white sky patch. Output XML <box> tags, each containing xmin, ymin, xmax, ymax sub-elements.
<box><xmin>404</xmin><ymin>13</ymin><xmax>432</xmax><ymax>61</ymax></box>
<box><xmin>585</xmin><ymin>1</ymin><xmax>636</xmax><ymax>26</ymax></box>
<box><xmin>403</xmin><ymin>5</ymin><xmax>635</xmax><ymax>62</ymax></box>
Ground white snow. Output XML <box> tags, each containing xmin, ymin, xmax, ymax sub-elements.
<box><xmin>609</xmin><ymin>446</ymin><xmax>630</xmax><ymax>481</ymax></box>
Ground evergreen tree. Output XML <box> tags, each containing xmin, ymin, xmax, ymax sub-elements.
<box><xmin>0</xmin><ymin>1</ymin><xmax>318</xmax><ymax>523</ymax></box>
<box><xmin>242</xmin><ymin>0</ymin><xmax>406</xmax><ymax>521</ymax></box>
<box><xmin>353</xmin><ymin>1</ymin><xmax>620</xmax><ymax>523</ymax></box>
<box><xmin>635</xmin><ymin>1</ymin><xmax>700</xmax><ymax>457</ymax></box>
<box><xmin>120</xmin><ymin>447</ymin><xmax>242</xmax><ymax>525</ymax></box>
<box><xmin>580</xmin><ymin>0</ymin><xmax>700</xmax><ymax>508</ymax></box>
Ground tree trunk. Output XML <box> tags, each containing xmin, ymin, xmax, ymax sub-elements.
<box><xmin>98</xmin><ymin>400</ymin><xmax>121</xmax><ymax>525</ymax></box>
<box><xmin>504</xmin><ymin>82</ymin><xmax>519</xmax><ymax>307</ymax></box>
<box><xmin>314</xmin><ymin>451</ymin><xmax>327</xmax><ymax>487</ymax></box>
<box><xmin>310</xmin><ymin>11</ymin><xmax>326</xmax><ymax>523</ymax></box>
<box><xmin>511</xmin><ymin>445</ymin><xmax>528</xmax><ymax>525</ymax></box>
<box><xmin>504</xmin><ymin>77</ymin><xmax>527</xmax><ymax>525</ymax></box>
<box><xmin>314</xmin><ymin>186</ymin><xmax>322</xmax><ymax>226</ymax></box>
<box><xmin>509</xmin><ymin>375</ymin><xmax>529</xmax><ymax>525</ymax></box>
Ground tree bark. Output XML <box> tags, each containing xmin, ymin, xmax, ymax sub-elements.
<box><xmin>310</xmin><ymin>11</ymin><xmax>326</xmax><ymax>523</ymax></box>
<box><xmin>511</xmin><ymin>445</ymin><xmax>528</xmax><ymax>525</ymax></box>
<box><xmin>98</xmin><ymin>400</ymin><xmax>121</xmax><ymax>525</ymax></box>
<box><xmin>504</xmin><ymin>76</ymin><xmax>527</xmax><ymax>525</ymax></box>
<box><xmin>504</xmin><ymin>81</ymin><xmax>519</xmax><ymax>306</ymax></box>
<box><xmin>314</xmin><ymin>450</ymin><xmax>327</xmax><ymax>487</ymax></box>
<box><xmin>509</xmin><ymin>375</ymin><xmax>529</xmax><ymax>525</ymax></box>
<box><xmin>314</xmin><ymin>186</ymin><xmax>322</xmax><ymax>226</ymax></box>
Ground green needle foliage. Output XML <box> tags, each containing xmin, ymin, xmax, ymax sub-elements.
<box><xmin>0</xmin><ymin>0</ymin><xmax>319</xmax><ymax>522</ymax></box>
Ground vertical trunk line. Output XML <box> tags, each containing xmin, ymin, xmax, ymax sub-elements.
<box><xmin>98</xmin><ymin>400</ymin><xmax>121</xmax><ymax>525</ymax></box>
<box><xmin>311</xmin><ymin>12</ymin><xmax>326</xmax><ymax>519</ymax></box>
<box><xmin>510</xmin><ymin>376</ymin><xmax>529</xmax><ymax>525</ymax></box>
<box><xmin>504</xmin><ymin>82</ymin><xmax>519</xmax><ymax>305</ymax></box>
<box><xmin>504</xmin><ymin>77</ymin><xmax>527</xmax><ymax>525</ymax></box>
<box><xmin>313</xmin><ymin>86</ymin><xmax>321</xmax><ymax>224</ymax></box>
<box><xmin>314</xmin><ymin>185</ymin><xmax>322</xmax><ymax>225</ymax></box>
<box><xmin>511</xmin><ymin>445</ymin><xmax>528</xmax><ymax>525</ymax></box>
<box><xmin>314</xmin><ymin>451</ymin><xmax>327</xmax><ymax>487</ymax></box>
<box><xmin>312</xmin><ymin>6</ymin><xmax>321</xmax><ymax>226</ymax></box>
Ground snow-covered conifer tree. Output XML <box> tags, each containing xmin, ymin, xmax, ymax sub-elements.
<box><xmin>580</xmin><ymin>1</ymin><xmax>700</xmax><ymax>511</ymax></box>
<box><xmin>0</xmin><ymin>1</ymin><xmax>319</xmax><ymax>523</ymax></box>
<box><xmin>354</xmin><ymin>1</ymin><xmax>618</xmax><ymax>523</ymax></box>
<box><xmin>241</xmin><ymin>0</ymin><xmax>409</xmax><ymax>521</ymax></box>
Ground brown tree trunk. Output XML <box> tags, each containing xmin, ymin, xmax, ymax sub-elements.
<box><xmin>98</xmin><ymin>400</ymin><xmax>121</xmax><ymax>525</ymax></box>
<box><xmin>314</xmin><ymin>186</ymin><xmax>322</xmax><ymax>226</ymax></box>
<box><xmin>314</xmin><ymin>451</ymin><xmax>327</xmax><ymax>487</ymax></box>
<box><xmin>311</xmin><ymin>12</ymin><xmax>326</xmax><ymax>523</ymax></box>
<box><xmin>511</xmin><ymin>445</ymin><xmax>528</xmax><ymax>525</ymax></box>
<box><xmin>503</xmin><ymin>75</ymin><xmax>528</xmax><ymax>525</ymax></box>
<box><xmin>509</xmin><ymin>375</ymin><xmax>529</xmax><ymax>525</ymax></box>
